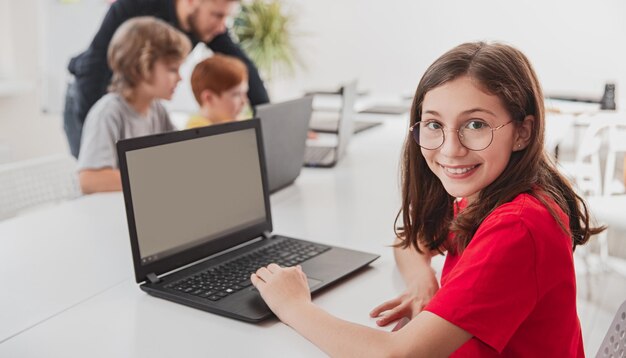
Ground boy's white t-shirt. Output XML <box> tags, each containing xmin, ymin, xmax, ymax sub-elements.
<box><xmin>78</xmin><ymin>93</ymin><xmax>174</xmax><ymax>170</ymax></box>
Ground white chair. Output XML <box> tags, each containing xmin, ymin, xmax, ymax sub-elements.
<box><xmin>557</xmin><ymin>117</ymin><xmax>611</xmax><ymax>196</ymax></box>
<box><xmin>544</xmin><ymin>112</ymin><xmax>576</xmax><ymax>162</ymax></box>
<box><xmin>0</xmin><ymin>154</ymin><xmax>81</xmax><ymax>221</ymax></box>
<box><xmin>603</xmin><ymin>122</ymin><xmax>626</xmax><ymax>196</ymax></box>
<box><xmin>596</xmin><ymin>299</ymin><xmax>626</xmax><ymax>358</ymax></box>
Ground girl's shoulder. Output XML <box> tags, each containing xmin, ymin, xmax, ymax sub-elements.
<box><xmin>457</xmin><ymin>192</ymin><xmax>555</xmax><ymax>220</ymax></box>
<box><xmin>493</xmin><ymin>192</ymin><xmax>562</xmax><ymax>218</ymax></box>
<box><xmin>482</xmin><ymin>192</ymin><xmax>569</xmax><ymax>240</ymax></box>
<box><xmin>494</xmin><ymin>193</ymin><xmax>541</xmax><ymax>216</ymax></box>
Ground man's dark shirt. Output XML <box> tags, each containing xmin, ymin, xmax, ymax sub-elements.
<box><xmin>68</xmin><ymin>0</ymin><xmax>269</xmax><ymax>124</ymax></box>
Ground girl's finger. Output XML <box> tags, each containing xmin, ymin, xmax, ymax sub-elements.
<box><xmin>267</xmin><ymin>263</ymin><xmax>281</xmax><ymax>273</ymax></box>
<box><xmin>251</xmin><ymin>273</ymin><xmax>264</xmax><ymax>285</ymax></box>
<box><xmin>370</xmin><ymin>297</ymin><xmax>402</xmax><ymax>317</ymax></box>
<box><xmin>255</xmin><ymin>266</ymin><xmax>272</xmax><ymax>281</ymax></box>
<box><xmin>376</xmin><ymin>304</ymin><xmax>407</xmax><ymax>326</ymax></box>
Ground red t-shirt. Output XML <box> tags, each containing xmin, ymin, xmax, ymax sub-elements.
<box><xmin>424</xmin><ymin>193</ymin><xmax>584</xmax><ymax>357</ymax></box>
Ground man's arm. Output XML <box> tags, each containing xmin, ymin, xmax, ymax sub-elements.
<box><xmin>79</xmin><ymin>168</ymin><xmax>122</xmax><ymax>194</ymax></box>
<box><xmin>207</xmin><ymin>31</ymin><xmax>270</xmax><ymax>105</ymax></box>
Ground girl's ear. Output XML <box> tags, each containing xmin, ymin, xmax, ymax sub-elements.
<box><xmin>514</xmin><ymin>115</ymin><xmax>534</xmax><ymax>151</ymax></box>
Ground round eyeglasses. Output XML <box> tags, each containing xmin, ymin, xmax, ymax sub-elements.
<box><xmin>409</xmin><ymin>119</ymin><xmax>514</xmax><ymax>151</ymax></box>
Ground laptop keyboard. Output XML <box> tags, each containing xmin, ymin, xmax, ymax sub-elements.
<box><xmin>305</xmin><ymin>146</ymin><xmax>333</xmax><ymax>164</ymax></box>
<box><xmin>165</xmin><ymin>238</ymin><xmax>330</xmax><ymax>302</ymax></box>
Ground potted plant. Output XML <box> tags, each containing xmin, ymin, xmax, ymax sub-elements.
<box><xmin>233</xmin><ymin>0</ymin><xmax>301</xmax><ymax>89</ymax></box>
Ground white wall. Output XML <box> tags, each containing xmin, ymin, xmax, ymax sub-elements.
<box><xmin>36</xmin><ymin>0</ymin><xmax>626</xmax><ymax>110</ymax></box>
<box><xmin>0</xmin><ymin>0</ymin><xmax>69</xmax><ymax>163</ymax></box>
<box><xmin>38</xmin><ymin>0</ymin><xmax>110</xmax><ymax>113</ymax></box>
<box><xmin>274</xmin><ymin>0</ymin><xmax>626</xmax><ymax>106</ymax></box>
<box><xmin>1</xmin><ymin>0</ymin><xmax>625</xmax><ymax>163</ymax></box>
<box><xmin>0</xmin><ymin>0</ymin><xmax>12</xmax><ymax>78</ymax></box>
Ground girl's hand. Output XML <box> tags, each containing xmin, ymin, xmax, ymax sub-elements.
<box><xmin>251</xmin><ymin>263</ymin><xmax>311</xmax><ymax>320</ymax></box>
<box><xmin>369</xmin><ymin>270</ymin><xmax>439</xmax><ymax>327</ymax></box>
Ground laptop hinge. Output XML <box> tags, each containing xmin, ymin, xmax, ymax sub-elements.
<box><xmin>262</xmin><ymin>231</ymin><xmax>272</xmax><ymax>240</ymax></box>
<box><xmin>146</xmin><ymin>272</ymin><xmax>162</xmax><ymax>284</ymax></box>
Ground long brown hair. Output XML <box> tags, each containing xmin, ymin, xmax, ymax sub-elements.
<box><xmin>395</xmin><ymin>42</ymin><xmax>604</xmax><ymax>254</ymax></box>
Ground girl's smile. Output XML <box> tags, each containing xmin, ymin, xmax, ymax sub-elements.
<box><xmin>438</xmin><ymin>163</ymin><xmax>481</xmax><ymax>178</ymax></box>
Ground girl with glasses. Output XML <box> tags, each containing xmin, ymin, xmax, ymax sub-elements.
<box><xmin>250</xmin><ymin>42</ymin><xmax>603</xmax><ymax>356</ymax></box>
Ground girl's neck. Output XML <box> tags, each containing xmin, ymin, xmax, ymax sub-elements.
<box><xmin>125</xmin><ymin>91</ymin><xmax>154</xmax><ymax>116</ymax></box>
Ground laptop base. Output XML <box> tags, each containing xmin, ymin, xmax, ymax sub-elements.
<box><xmin>310</xmin><ymin>120</ymin><xmax>382</xmax><ymax>134</ymax></box>
<box><xmin>357</xmin><ymin>105</ymin><xmax>409</xmax><ymax>115</ymax></box>
<box><xmin>140</xmin><ymin>235</ymin><xmax>378</xmax><ymax>323</ymax></box>
<box><xmin>304</xmin><ymin>146</ymin><xmax>336</xmax><ymax>168</ymax></box>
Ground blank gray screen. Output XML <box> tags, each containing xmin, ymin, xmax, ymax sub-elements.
<box><xmin>125</xmin><ymin>128</ymin><xmax>267</xmax><ymax>263</ymax></box>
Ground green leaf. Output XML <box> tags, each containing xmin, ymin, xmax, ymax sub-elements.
<box><xmin>233</xmin><ymin>0</ymin><xmax>303</xmax><ymax>82</ymax></box>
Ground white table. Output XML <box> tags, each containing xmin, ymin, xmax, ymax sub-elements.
<box><xmin>0</xmin><ymin>193</ymin><xmax>131</xmax><ymax>343</ymax></box>
<box><xmin>1</xmin><ymin>116</ymin><xmax>435</xmax><ymax>357</ymax></box>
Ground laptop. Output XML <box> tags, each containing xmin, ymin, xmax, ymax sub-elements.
<box><xmin>304</xmin><ymin>88</ymin><xmax>369</xmax><ymax>97</ymax></box>
<box><xmin>255</xmin><ymin>96</ymin><xmax>313</xmax><ymax>193</ymax></box>
<box><xmin>304</xmin><ymin>81</ymin><xmax>358</xmax><ymax>168</ymax></box>
<box><xmin>309</xmin><ymin>113</ymin><xmax>382</xmax><ymax>134</ymax></box>
<box><xmin>358</xmin><ymin>104</ymin><xmax>409</xmax><ymax>115</ymax></box>
<box><xmin>117</xmin><ymin>118</ymin><xmax>379</xmax><ymax>323</ymax></box>
<box><xmin>308</xmin><ymin>84</ymin><xmax>382</xmax><ymax>135</ymax></box>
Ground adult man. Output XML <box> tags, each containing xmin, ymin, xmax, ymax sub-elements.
<box><xmin>64</xmin><ymin>0</ymin><xmax>269</xmax><ymax>157</ymax></box>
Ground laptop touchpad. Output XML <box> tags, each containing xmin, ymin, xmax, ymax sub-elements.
<box><xmin>306</xmin><ymin>277</ymin><xmax>323</xmax><ymax>290</ymax></box>
<box><xmin>250</xmin><ymin>276</ymin><xmax>322</xmax><ymax>291</ymax></box>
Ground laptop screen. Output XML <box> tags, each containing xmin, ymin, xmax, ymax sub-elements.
<box><xmin>124</xmin><ymin>127</ymin><xmax>267</xmax><ymax>264</ymax></box>
<box><xmin>336</xmin><ymin>80</ymin><xmax>357</xmax><ymax>158</ymax></box>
